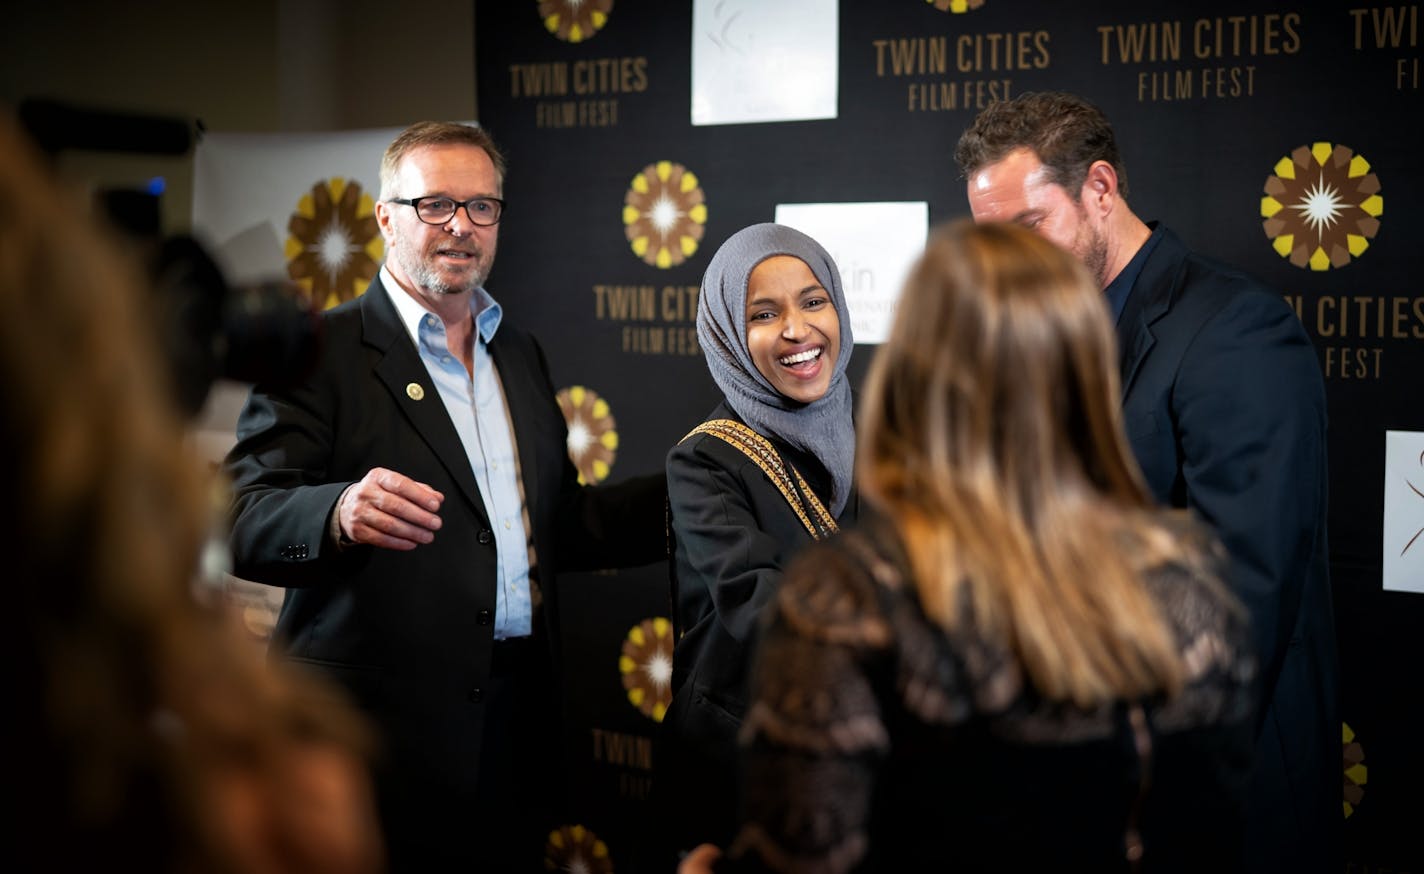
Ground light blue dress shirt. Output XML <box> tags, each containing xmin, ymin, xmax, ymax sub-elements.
<box><xmin>383</xmin><ymin>267</ymin><xmax>534</xmax><ymax>639</ymax></box>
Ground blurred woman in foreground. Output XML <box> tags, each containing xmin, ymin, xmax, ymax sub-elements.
<box><xmin>1</xmin><ymin>116</ymin><xmax>382</xmax><ymax>873</ymax></box>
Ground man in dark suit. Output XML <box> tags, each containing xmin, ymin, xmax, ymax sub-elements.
<box><xmin>955</xmin><ymin>92</ymin><xmax>1338</xmax><ymax>873</ymax></box>
<box><xmin>224</xmin><ymin>121</ymin><xmax>666</xmax><ymax>872</ymax></box>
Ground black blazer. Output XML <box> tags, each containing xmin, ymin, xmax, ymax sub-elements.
<box><xmin>653</xmin><ymin>402</ymin><xmax>856</xmax><ymax>859</ymax></box>
<box><xmin>224</xmin><ymin>277</ymin><xmax>665</xmax><ymax>812</ymax></box>
<box><xmin>1116</xmin><ymin>226</ymin><xmax>1338</xmax><ymax>872</ymax></box>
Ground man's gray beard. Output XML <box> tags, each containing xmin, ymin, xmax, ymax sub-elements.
<box><xmin>398</xmin><ymin>247</ymin><xmax>486</xmax><ymax>295</ymax></box>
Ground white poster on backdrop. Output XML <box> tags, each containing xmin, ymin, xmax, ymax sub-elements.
<box><xmin>774</xmin><ymin>201</ymin><xmax>928</xmax><ymax>344</ymax></box>
<box><xmin>691</xmin><ymin>0</ymin><xmax>838</xmax><ymax>126</ymax></box>
<box><xmin>192</xmin><ymin>126</ymin><xmax>400</xmax><ymax>291</ymax></box>
<box><xmin>189</xmin><ymin>126</ymin><xmax>405</xmax><ymax>462</ymax></box>
<box><xmin>1383</xmin><ymin>430</ymin><xmax>1424</xmax><ymax>593</ymax></box>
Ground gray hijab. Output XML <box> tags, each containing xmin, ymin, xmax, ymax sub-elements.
<box><xmin>696</xmin><ymin>223</ymin><xmax>855</xmax><ymax>516</ymax></box>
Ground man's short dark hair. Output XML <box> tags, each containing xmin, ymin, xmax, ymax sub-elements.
<box><xmin>954</xmin><ymin>91</ymin><xmax>1129</xmax><ymax>198</ymax></box>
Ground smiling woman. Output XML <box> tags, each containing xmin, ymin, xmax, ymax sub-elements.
<box><xmin>644</xmin><ymin>223</ymin><xmax>857</xmax><ymax>869</ymax></box>
<box><xmin>744</xmin><ymin>255</ymin><xmax>842</xmax><ymax>405</ymax></box>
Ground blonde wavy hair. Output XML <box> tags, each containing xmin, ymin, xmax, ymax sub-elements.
<box><xmin>857</xmin><ymin>220</ymin><xmax>1210</xmax><ymax>708</ymax></box>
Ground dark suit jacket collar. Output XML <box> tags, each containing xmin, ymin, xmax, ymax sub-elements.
<box><xmin>488</xmin><ymin>328</ymin><xmax>545</xmax><ymax>529</ymax></box>
<box><xmin>357</xmin><ymin>276</ymin><xmax>492</xmax><ymax>526</ymax></box>
<box><xmin>1116</xmin><ymin>223</ymin><xmax>1191</xmax><ymax>397</ymax></box>
<box><xmin>357</xmin><ymin>273</ymin><xmax>404</xmax><ymax>350</ymax></box>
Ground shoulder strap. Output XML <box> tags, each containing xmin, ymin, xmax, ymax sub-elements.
<box><xmin>681</xmin><ymin>419</ymin><xmax>839</xmax><ymax>539</ymax></box>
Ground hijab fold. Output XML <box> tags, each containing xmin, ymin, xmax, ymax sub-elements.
<box><xmin>696</xmin><ymin>223</ymin><xmax>855</xmax><ymax>516</ymax></box>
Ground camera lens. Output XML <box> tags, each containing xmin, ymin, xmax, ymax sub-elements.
<box><xmin>154</xmin><ymin>235</ymin><xmax>321</xmax><ymax>416</ymax></box>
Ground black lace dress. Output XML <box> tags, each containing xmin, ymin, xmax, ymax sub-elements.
<box><xmin>717</xmin><ymin>520</ymin><xmax>1257</xmax><ymax>873</ymax></box>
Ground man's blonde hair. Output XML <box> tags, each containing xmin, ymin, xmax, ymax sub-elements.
<box><xmin>379</xmin><ymin>121</ymin><xmax>506</xmax><ymax>200</ymax></box>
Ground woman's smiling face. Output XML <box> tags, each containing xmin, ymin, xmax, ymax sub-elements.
<box><xmin>744</xmin><ymin>255</ymin><xmax>840</xmax><ymax>404</ymax></box>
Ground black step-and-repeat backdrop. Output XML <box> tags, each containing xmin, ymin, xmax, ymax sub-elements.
<box><xmin>474</xmin><ymin>1</ymin><xmax>1422</xmax><ymax>869</ymax></box>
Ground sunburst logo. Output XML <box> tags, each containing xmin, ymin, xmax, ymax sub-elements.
<box><xmin>538</xmin><ymin>0</ymin><xmax>613</xmax><ymax>43</ymax></box>
<box><xmin>925</xmin><ymin>0</ymin><xmax>986</xmax><ymax>11</ymax></box>
<box><xmin>1343</xmin><ymin>722</ymin><xmax>1368</xmax><ymax>818</ymax></box>
<box><xmin>623</xmin><ymin>161</ymin><xmax>708</xmax><ymax>269</ymax></box>
<box><xmin>620</xmin><ymin>617</ymin><xmax>674</xmax><ymax>722</ymax></box>
<box><xmin>544</xmin><ymin>824</ymin><xmax>614</xmax><ymax>873</ymax></box>
<box><xmin>285</xmin><ymin>178</ymin><xmax>383</xmax><ymax>309</ymax></box>
<box><xmin>1261</xmin><ymin>142</ymin><xmax>1383</xmax><ymax>271</ymax></box>
<box><xmin>556</xmin><ymin>385</ymin><xmax>619</xmax><ymax>484</ymax></box>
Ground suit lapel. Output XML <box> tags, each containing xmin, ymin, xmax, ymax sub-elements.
<box><xmin>361</xmin><ymin>278</ymin><xmax>492</xmax><ymax>527</ymax></box>
<box><xmin>489</xmin><ymin>332</ymin><xmax>543</xmax><ymax>524</ymax></box>
<box><xmin>1117</xmin><ymin>228</ymin><xmax>1186</xmax><ymax>399</ymax></box>
<box><xmin>1117</xmin><ymin>306</ymin><xmax>1156</xmax><ymax>399</ymax></box>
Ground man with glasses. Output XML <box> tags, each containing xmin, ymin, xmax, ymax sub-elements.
<box><xmin>224</xmin><ymin>121</ymin><xmax>666</xmax><ymax>872</ymax></box>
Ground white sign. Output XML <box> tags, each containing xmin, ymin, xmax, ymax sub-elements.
<box><xmin>190</xmin><ymin>126</ymin><xmax>410</xmax><ymax>463</ymax></box>
<box><xmin>1383</xmin><ymin>430</ymin><xmax>1424</xmax><ymax>593</ymax></box>
<box><xmin>774</xmin><ymin>201</ymin><xmax>929</xmax><ymax>344</ymax></box>
<box><xmin>691</xmin><ymin>0</ymin><xmax>838</xmax><ymax>126</ymax></box>
<box><xmin>192</xmin><ymin>126</ymin><xmax>402</xmax><ymax>285</ymax></box>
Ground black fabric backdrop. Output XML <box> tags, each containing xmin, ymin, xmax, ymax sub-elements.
<box><xmin>473</xmin><ymin>1</ymin><xmax>1422</xmax><ymax>869</ymax></box>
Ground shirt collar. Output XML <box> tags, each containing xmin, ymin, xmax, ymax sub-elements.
<box><xmin>380</xmin><ymin>265</ymin><xmax>503</xmax><ymax>346</ymax></box>
<box><xmin>1103</xmin><ymin>222</ymin><xmax>1163</xmax><ymax>325</ymax></box>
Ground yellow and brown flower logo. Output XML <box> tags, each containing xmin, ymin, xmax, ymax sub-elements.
<box><xmin>545</xmin><ymin>824</ymin><xmax>614</xmax><ymax>873</ymax></box>
<box><xmin>286</xmin><ymin>177</ymin><xmax>383</xmax><ymax>309</ymax></box>
<box><xmin>623</xmin><ymin>161</ymin><xmax>708</xmax><ymax>269</ymax></box>
<box><xmin>1343</xmin><ymin>722</ymin><xmax>1367</xmax><ymax>818</ymax></box>
<box><xmin>926</xmin><ymin>0</ymin><xmax>986</xmax><ymax>11</ymax></box>
<box><xmin>556</xmin><ymin>385</ymin><xmax>619</xmax><ymax>484</ymax></box>
<box><xmin>620</xmin><ymin>617</ymin><xmax>674</xmax><ymax>722</ymax></box>
<box><xmin>539</xmin><ymin>0</ymin><xmax>612</xmax><ymax>43</ymax></box>
<box><xmin>1261</xmin><ymin>142</ymin><xmax>1383</xmax><ymax>271</ymax></box>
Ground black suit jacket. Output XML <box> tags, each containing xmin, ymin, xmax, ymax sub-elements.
<box><xmin>653</xmin><ymin>402</ymin><xmax>857</xmax><ymax>860</ymax></box>
<box><xmin>1116</xmin><ymin>226</ymin><xmax>1338</xmax><ymax>872</ymax></box>
<box><xmin>224</xmin><ymin>277</ymin><xmax>665</xmax><ymax>842</ymax></box>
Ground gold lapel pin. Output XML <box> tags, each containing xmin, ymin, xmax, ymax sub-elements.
<box><xmin>406</xmin><ymin>383</ymin><xmax>425</xmax><ymax>401</ymax></box>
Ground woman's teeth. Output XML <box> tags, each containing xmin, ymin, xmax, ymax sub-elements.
<box><xmin>779</xmin><ymin>348</ymin><xmax>821</xmax><ymax>366</ymax></box>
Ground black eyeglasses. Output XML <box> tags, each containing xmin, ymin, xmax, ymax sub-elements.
<box><xmin>388</xmin><ymin>195</ymin><xmax>505</xmax><ymax>226</ymax></box>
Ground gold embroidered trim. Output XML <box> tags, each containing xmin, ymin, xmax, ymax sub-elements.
<box><xmin>681</xmin><ymin>418</ymin><xmax>839</xmax><ymax>539</ymax></box>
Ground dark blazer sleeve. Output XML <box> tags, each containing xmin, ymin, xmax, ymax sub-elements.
<box><xmin>511</xmin><ymin>331</ymin><xmax>668</xmax><ymax>573</ymax></box>
<box><xmin>668</xmin><ymin>434</ymin><xmax>795</xmax><ymax>644</ymax></box>
<box><xmin>1171</xmin><ymin>286</ymin><xmax>1328</xmax><ymax>690</ymax></box>
<box><xmin>224</xmin><ymin>359</ymin><xmax>357</xmax><ymax>588</ymax></box>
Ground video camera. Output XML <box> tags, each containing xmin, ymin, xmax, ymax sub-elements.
<box><xmin>18</xmin><ymin>98</ymin><xmax>321</xmax><ymax>416</ymax></box>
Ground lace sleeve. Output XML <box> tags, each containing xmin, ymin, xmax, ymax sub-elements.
<box><xmin>722</xmin><ymin>539</ymin><xmax>894</xmax><ymax>874</ymax></box>
<box><xmin>1145</xmin><ymin>559</ymin><xmax>1257</xmax><ymax>733</ymax></box>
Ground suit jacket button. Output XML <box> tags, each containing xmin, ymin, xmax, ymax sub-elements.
<box><xmin>477</xmin><ymin>609</ymin><xmax>493</xmax><ymax>625</ymax></box>
<box><xmin>468</xmin><ymin>688</ymin><xmax>484</xmax><ymax>703</ymax></box>
<box><xmin>477</xmin><ymin>528</ymin><xmax>494</xmax><ymax>545</ymax></box>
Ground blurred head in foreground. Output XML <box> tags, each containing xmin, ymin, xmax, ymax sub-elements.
<box><xmin>0</xmin><ymin>114</ymin><xmax>382</xmax><ymax>873</ymax></box>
